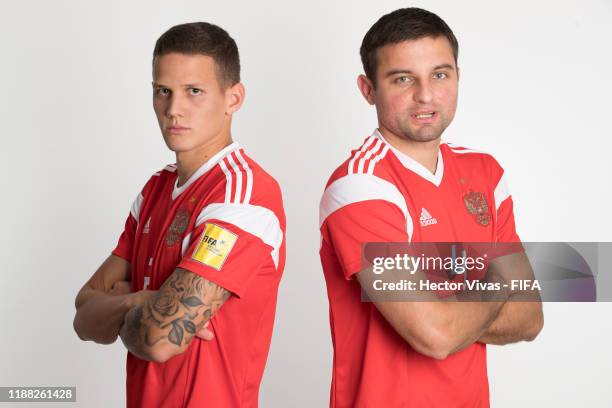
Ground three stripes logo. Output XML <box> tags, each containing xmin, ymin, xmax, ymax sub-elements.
<box><xmin>419</xmin><ymin>208</ymin><xmax>438</xmax><ymax>227</ymax></box>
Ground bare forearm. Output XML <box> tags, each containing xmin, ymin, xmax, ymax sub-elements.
<box><xmin>73</xmin><ymin>289</ymin><xmax>134</xmax><ymax>344</ymax></box>
<box><xmin>478</xmin><ymin>301</ymin><xmax>544</xmax><ymax>345</ymax></box>
<box><xmin>120</xmin><ymin>305</ymin><xmax>156</xmax><ymax>361</ymax></box>
<box><xmin>120</xmin><ymin>269</ymin><xmax>229</xmax><ymax>363</ymax></box>
<box><xmin>438</xmin><ymin>300</ymin><xmax>506</xmax><ymax>355</ymax></box>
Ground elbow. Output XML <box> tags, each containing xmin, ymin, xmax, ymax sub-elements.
<box><xmin>149</xmin><ymin>353</ymin><xmax>169</xmax><ymax>364</ymax></box>
<box><xmin>415</xmin><ymin>339</ymin><xmax>452</xmax><ymax>361</ymax></box>
<box><xmin>73</xmin><ymin>313</ymin><xmax>116</xmax><ymax>344</ymax></box>
<box><xmin>73</xmin><ymin>314</ymin><xmax>86</xmax><ymax>341</ymax></box>
<box><xmin>524</xmin><ymin>311</ymin><xmax>544</xmax><ymax>342</ymax></box>
<box><xmin>407</xmin><ymin>325</ymin><xmax>455</xmax><ymax>361</ymax></box>
<box><xmin>72</xmin><ymin>311</ymin><xmax>91</xmax><ymax>342</ymax></box>
<box><xmin>424</xmin><ymin>334</ymin><xmax>455</xmax><ymax>360</ymax></box>
<box><xmin>421</xmin><ymin>345</ymin><xmax>451</xmax><ymax>361</ymax></box>
<box><xmin>147</xmin><ymin>346</ymin><xmax>179</xmax><ymax>364</ymax></box>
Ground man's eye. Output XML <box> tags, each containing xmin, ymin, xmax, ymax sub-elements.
<box><xmin>395</xmin><ymin>76</ymin><xmax>411</xmax><ymax>84</ymax></box>
<box><xmin>434</xmin><ymin>72</ymin><xmax>448</xmax><ymax>80</ymax></box>
<box><xmin>156</xmin><ymin>88</ymin><xmax>170</xmax><ymax>96</ymax></box>
<box><xmin>189</xmin><ymin>88</ymin><xmax>202</xmax><ymax>95</ymax></box>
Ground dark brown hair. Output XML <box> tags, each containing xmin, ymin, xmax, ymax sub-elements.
<box><xmin>153</xmin><ymin>22</ymin><xmax>240</xmax><ymax>88</ymax></box>
<box><xmin>360</xmin><ymin>8</ymin><xmax>458</xmax><ymax>88</ymax></box>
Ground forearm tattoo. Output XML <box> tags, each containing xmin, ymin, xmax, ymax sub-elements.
<box><xmin>122</xmin><ymin>269</ymin><xmax>230</xmax><ymax>356</ymax></box>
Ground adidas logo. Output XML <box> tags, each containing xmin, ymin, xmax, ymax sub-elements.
<box><xmin>143</xmin><ymin>217</ymin><xmax>151</xmax><ymax>234</ymax></box>
<box><xmin>419</xmin><ymin>208</ymin><xmax>437</xmax><ymax>227</ymax></box>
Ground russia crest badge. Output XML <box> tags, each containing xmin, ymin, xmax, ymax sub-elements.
<box><xmin>463</xmin><ymin>191</ymin><xmax>491</xmax><ymax>226</ymax></box>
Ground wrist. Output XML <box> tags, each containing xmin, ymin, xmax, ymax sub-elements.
<box><xmin>121</xmin><ymin>292</ymin><xmax>139</xmax><ymax>311</ymax></box>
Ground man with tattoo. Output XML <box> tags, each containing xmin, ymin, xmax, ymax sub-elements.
<box><xmin>318</xmin><ymin>8</ymin><xmax>543</xmax><ymax>407</ymax></box>
<box><xmin>73</xmin><ymin>22</ymin><xmax>286</xmax><ymax>407</ymax></box>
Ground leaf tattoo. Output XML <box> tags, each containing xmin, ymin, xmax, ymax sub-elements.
<box><xmin>168</xmin><ymin>320</ymin><xmax>184</xmax><ymax>346</ymax></box>
<box><xmin>182</xmin><ymin>320</ymin><xmax>196</xmax><ymax>334</ymax></box>
<box><xmin>123</xmin><ymin>268</ymin><xmax>230</xmax><ymax>357</ymax></box>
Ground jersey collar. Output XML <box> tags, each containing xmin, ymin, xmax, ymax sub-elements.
<box><xmin>373</xmin><ymin>129</ymin><xmax>444</xmax><ymax>187</ymax></box>
<box><xmin>171</xmin><ymin>142</ymin><xmax>241</xmax><ymax>200</ymax></box>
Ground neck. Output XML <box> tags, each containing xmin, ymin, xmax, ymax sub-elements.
<box><xmin>378</xmin><ymin>126</ymin><xmax>440</xmax><ymax>174</ymax></box>
<box><xmin>175</xmin><ymin>133</ymin><xmax>233</xmax><ymax>187</ymax></box>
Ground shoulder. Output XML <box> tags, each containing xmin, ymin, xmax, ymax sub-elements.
<box><xmin>215</xmin><ymin>148</ymin><xmax>283</xmax><ymax>213</ymax></box>
<box><xmin>197</xmin><ymin>148</ymin><xmax>285</xmax><ymax>237</ymax></box>
<box><xmin>326</xmin><ymin>134</ymin><xmax>395</xmax><ymax>187</ymax></box>
<box><xmin>321</xmin><ymin>135</ymin><xmax>406</xmax><ymax>226</ymax></box>
<box><xmin>443</xmin><ymin>142</ymin><xmax>505</xmax><ymax>178</ymax></box>
<box><xmin>129</xmin><ymin>164</ymin><xmax>177</xmax><ymax>221</ymax></box>
<box><xmin>141</xmin><ymin>163</ymin><xmax>178</xmax><ymax>193</ymax></box>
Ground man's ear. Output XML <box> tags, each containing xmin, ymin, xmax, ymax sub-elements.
<box><xmin>357</xmin><ymin>74</ymin><xmax>376</xmax><ymax>105</ymax></box>
<box><xmin>225</xmin><ymin>82</ymin><xmax>245</xmax><ymax>115</ymax></box>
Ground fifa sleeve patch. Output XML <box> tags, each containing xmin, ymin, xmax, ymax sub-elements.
<box><xmin>191</xmin><ymin>223</ymin><xmax>238</xmax><ymax>270</ymax></box>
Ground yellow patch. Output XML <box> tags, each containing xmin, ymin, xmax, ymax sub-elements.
<box><xmin>191</xmin><ymin>223</ymin><xmax>238</xmax><ymax>270</ymax></box>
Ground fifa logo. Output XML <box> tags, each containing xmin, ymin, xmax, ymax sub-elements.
<box><xmin>202</xmin><ymin>235</ymin><xmax>218</xmax><ymax>246</ymax></box>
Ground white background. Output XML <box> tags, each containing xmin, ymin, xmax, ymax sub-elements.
<box><xmin>1</xmin><ymin>0</ymin><xmax>611</xmax><ymax>406</ymax></box>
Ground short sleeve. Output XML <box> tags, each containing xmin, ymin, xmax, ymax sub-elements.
<box><xmin>112</xmin><ymin>191</ymin><xmax>143</xmax><ymax>261</ymax></box>
<box><xmin>112</xmin><ymin>213</ymin><xmax>137</xmax><ymax>261</ymax></box>
<box><xmin>320</xmin><ymin>173</ymin><xmax>410</xmax><ymax>280</ymax></box>
<box><xmin>322</xmin><ymin>200</ymin><xmax>409</xmax><ymax>279</ymax></box>
<box><xmin>492</xmin><ymin>165</ymin><xmax>520</xmax><ymax>243</ymax></box>
<box><xmin>177</xmin><ymin>203</ymin><xmax>283</xmax><ymax>299</ymax></box>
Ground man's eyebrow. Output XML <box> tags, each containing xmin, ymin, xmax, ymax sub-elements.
<box><xmin>384</xmin><ymin>64</ymin><xmax>456</xmax><ymax>77</ymax></box>
<box><xmin>152</xmin><ymin>82</ymin><xmax>206</xmax><ymax>88</ymax></box>
<box><xmin>433</xmin><ymin>64</ymin><xmax>455</xmax><ymax>71</ymax></box>
<box><xmin>384</xmin><ymin>69</ymin><xmax>414</xmax><ymax>77</ymax></box>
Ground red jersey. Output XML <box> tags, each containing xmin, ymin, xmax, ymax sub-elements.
<box><xmin>319</xmin><ymin>129</ymin><xmax>519</xmax><ymax>407</ymax></box>
<box><xmin>113</xmin><ymin>142</ymin><xmax>286</xmax><ymax>408</ymax></box>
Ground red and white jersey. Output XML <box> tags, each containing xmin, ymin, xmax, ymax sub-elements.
<box><xmin>319</xmin><ymin>129</ymin><xmax>519</xmax><ymax>407</ymax></box>
<box><xmin>113</xmin><ymin>142</ymin><xmax>286</xmax><ymax>408</ymax></box>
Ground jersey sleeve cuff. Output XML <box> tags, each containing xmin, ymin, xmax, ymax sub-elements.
<box><xmin>343</xmin><ymin>259</ymin><xmax>366</xmax><ymax>280</ymax></box>
<box><xmin>177</xmin><ymin>258</ymin><xmax>246</xmax><ymax>299</ymax></box>
<box><xmin>111</xmin><ymin>248</ymin><xmax>131</xmax><ymax>262</ymax></box>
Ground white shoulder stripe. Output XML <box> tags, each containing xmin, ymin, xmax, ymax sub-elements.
<box><xmin>226</xmin><ymin>153</ymin><xmax>243</xmax><ymax>204</ymax></box>
<box><xmin>494</xmin><ymin>173</ymin><xmax>511</xmax><ymax>210</ymax></box>
<box><xmin>319</xmin><ymin>174</ymin><xmax>413</xmax><ymax>241</ymax></box>
<box><xmin>348</xmin><ymin>136</ymin><xmax>375</xmax><ymax>174</ymax></box>
<box><xmin>449</xmin><ymin>147</ymin><xmax>485</xmax><ymax>155</ymax></box>
<box><xmin>195</xmin><ymin>203</ymin><xmax>283</xmax><ymax>268</ymax></box>
<box><xmin>367</xmin><ymin>144</ymin><xmax>389</xmax><ymax>175</ymax></box>
<box><xmin>357</xmin><ymin>138</ymin><xmax>383</xmax><ymax>174</ymax></box>
<box><xmin>219</xmin><ymin>159</ymin><xmax>233</xmax><ymax>204</ymax></box>
<box><xmin>130</xmin><ymin>193</ymin><xmax>144</xmax><ymax>222</ymax></box>
<box><xmin>235</xmin><ymin>149</ymin><xmax>253</xmax><ymax>204</ymax></box>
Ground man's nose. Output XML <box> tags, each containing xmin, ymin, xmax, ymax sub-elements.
<box><xmin>166</xmin><ymin>95</ymin><xmax>185</xmax><ymax>119</ymax></box>
<box><xmin>413</xmin><ymin>80</ymin><xmax>434</xmax><ymax>105</ymax></box>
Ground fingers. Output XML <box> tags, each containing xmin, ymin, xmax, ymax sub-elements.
<box><xmin>110</xmin><ymin>280</ymin><xmax>132</xmax><ymax>296</ymax></box>
<box><xmin>196</xmin><ymin>322</ymin><xmax>215</xmax><ymax>341</ymax></box>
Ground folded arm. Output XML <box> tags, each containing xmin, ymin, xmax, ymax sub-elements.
<box><xmin>478</xmin><ymin>252</ymin><xmax>544</xmax><ymax>344</ymax></box>
<box><xmin>119</xmin><ymin>268</ymin><xmax>230</xmax><ymax>363</ymax></box>
<box><xmin>359</xmin><ymin>251</ymin><xmax>543</xmax><ymax>358</ymax></box>
<box><xmin>73</xmin><ymin>255</ymin><xmax>151</xmax><ymax>344</ymax></box>
<box><xmin>359</xmin><ymin>269</ymin><xmax>505</xmax><ymax>360</ymax></box>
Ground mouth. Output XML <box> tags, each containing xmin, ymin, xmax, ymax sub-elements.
<box><xmin>411</xmin><ymin>111</ymin><xmax>438</xmax><ymax>124</ymax></box>
<box><xmin>167</xmin><ymin>125</ymin><xmax>190</xmax><ymax>134</ymax></box>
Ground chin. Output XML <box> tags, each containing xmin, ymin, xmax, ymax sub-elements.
<box><xmin>398</xmin><ymin>128</ymin><xmax>441</xmax><ymax>143</ymax></box>
<box><xmin>162</xmin><ymin>135</ymin><xmax>193</xmax><ymax>153</ymax></box>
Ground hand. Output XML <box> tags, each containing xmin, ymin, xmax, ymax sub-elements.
<box><xmin>196</xmin><ymin>322</ymin><xmax>215</xmax><ymax>341</ymax></box>
<box><xmin>109</xmin><ymin>280</ymin><xmax>132</xmax><ymax>296</ymax></box>
<box><xmin>128</xmin><ymin>289</ymin><xmax>157</xmax><ymax>309</ymax></box>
